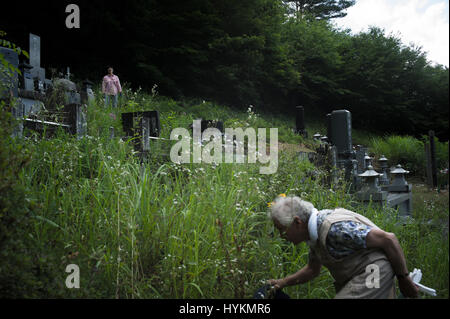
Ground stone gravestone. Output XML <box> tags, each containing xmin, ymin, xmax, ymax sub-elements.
<box><xmin>327</xmin><ymin>110</ymin><xmax>357</xmax><ymax>184</ymax></box>
<box><xmin>29</xmin><ymin>33</ymin><xmax>46</xmax><ymax>93</ymax></box>
<box><xmin>425</xmin><ymin>131</ymin><xmax>438</xmax><ymax>188</ymax></box>
<box><xmin>63</xmin><ymin>104</ymin><xmax>87</xmax><ymax>139</ymax></box>
<box><xmin>18</xmin><ymin>34</ymin><xmax>47</xmax><ymax>118</ymax></box>
<box><xmin>326</xmin><ymin>113</ymin><xmax>332</xmax><ymax>144</ymax></box>
<box><xmin>295</xmin><ymin>106</ymin><xmax>307</xmax><ymax>137</ymax></box>
<box><xmin>121</xmin><ymin>111</ymin><xmax>161</xmax><ymax>154</ymax></box>
<box><xmin>81</xmin><ymin>79</ymin><xmax>95</xmax><ymax>104</ymax></box>
<box><xmin>19</xmin><ymin>62</ymin><xmax>34</xmax><ymax>91</ymax></box>
<box><xmin>201</xmin><ymin>120</ymin><xmax>224</xmax><ymax>136</ymax></box>
<box><xmin>328</xmin><ymin>110</ymin><xmax>353</xmax><ymax>157</ymax></box>
<box><xmin>0</xmin><ymin>47</ymin><xmax>19</xmax><ymax>98</ymax></box>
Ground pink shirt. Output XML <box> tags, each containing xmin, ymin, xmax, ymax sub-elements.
<box><xmin>102</xmin><ymin>74</ymin><xmax>122</xmax><ymax>96</ymax></box>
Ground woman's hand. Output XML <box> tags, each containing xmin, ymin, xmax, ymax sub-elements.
<box><xmin>398</xmin><ymin>276</ymin><xmax>419</xmax><ymax>298</ymax></box>
<box><xmin>267</xmin><ymin>278</ymin><xmax>286</xmax><ymax>290</ymax></box>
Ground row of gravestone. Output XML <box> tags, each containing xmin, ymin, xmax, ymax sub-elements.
<box><xmin>0</xmin><ymin>34</ymin><xmax>414</xmax><ymax>217</ymax></box>
<box><xmin>295</xmin><ymin>107</ymin><xmax>413</xmax><ymax>218</ymax></box>
<box><xmin>1</xmin><ymin>33</ymin><xmax>94</xmax><ymax>138</ymax></box>
<box><xmin>0</xmin><ymin>33</ymin><xmax>224</xmax><ymax>146</ymax></box>
<box><xmin>129</xmin><ymin>107</ymin><xmax>413</xmax><ymax>219</ymax></box>
<box><xmin>120</xmin><ymin>111</ymin><xmax>224</xmax><ymax>157</ymax></box>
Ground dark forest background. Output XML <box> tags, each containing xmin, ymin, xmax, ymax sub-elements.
<box><xmin>1</xmin><ymin>0</ymin><xmax>448</xmax><ymax>139</ymax></box>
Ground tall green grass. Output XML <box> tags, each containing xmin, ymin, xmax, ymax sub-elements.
<box><xmin>2</xmin><ymin>87</ymin><xmax>448</xmax><ymax>298</ymax></box>
<box><xmin>369</xmin><ymin>135</ymin><xmax>448</xmax><ymax>179</ymax></box>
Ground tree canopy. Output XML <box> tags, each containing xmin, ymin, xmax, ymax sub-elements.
<box><xmin>1</xmin><ymin>0</ymin><xmax>448</xmax><ymax>139</ymax></box>
<box><xmin>283</xmin><ymin>0</ymin><xmax>356</xmax><ymax>20</ymax></box>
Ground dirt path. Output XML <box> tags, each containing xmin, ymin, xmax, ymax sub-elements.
<box><xmin>265</xmin><ymin>142</ymin><xmax>315</xmax><ymax>155</ymax></box>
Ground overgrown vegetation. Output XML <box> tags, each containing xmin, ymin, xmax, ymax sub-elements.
<box><xmin>369</xmin><ymin>135</ymin><xmax>449</xmax><ymax>183</ymax></box>
<box><xmin>2</xmin><ymin>0</ymin><xmax>448</xmax><ymax>139</ymax></box>
<box><xmin>0</xmin><ymin>88</ymin><xmax>448</xmax><ymax>298</ymax></box>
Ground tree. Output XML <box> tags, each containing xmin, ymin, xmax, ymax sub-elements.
<box><xmin>283</xmin><ymin>0</ymin><xmax>355</xmax><ymax>20</ymax></box>
<box><xmin>336</xmin><ymin>27</ymin><xmax>448</xmax><ymax>139</ymax></box>
<box><xmin>206</xmin><ymin>0</ymin><xmax>300</xmax><ymax>108</ymax></box>
<box><xmin>281</xmin><ymin>18</ymin><xmax>347</xmax><ymax>111</ymax></box>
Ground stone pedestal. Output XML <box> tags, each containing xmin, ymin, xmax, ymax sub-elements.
<box><xmin>385</xmin><ymin>165</ymin><xmax>413</xmax><ymax>216</ymax></box>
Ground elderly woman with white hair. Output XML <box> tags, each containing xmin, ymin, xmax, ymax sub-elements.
<box><xmin>268</xmin><ymin>196</ymin><xmax>419</xmax><ymax>299</ymax></box>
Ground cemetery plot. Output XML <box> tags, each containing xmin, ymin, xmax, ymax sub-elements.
<box><xmin>1</xmin><ymin>33</ymin><xmax>88</xmax><ymax>139</ymax></box>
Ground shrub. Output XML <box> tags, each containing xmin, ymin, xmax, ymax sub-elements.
<box><xmin>369</xmin><ymin>135</ymin><xmax>426</xmax><ymax>176</ymax></box>
<box><xmin>0</xmin><ymin>100</ymin><xmax>37</xmax><ymax>298</ymax></box>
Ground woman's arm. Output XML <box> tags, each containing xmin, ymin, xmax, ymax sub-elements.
<box><xmin>366</xmin><ymin>229</ymin><xmax>419</xmax><ymax>298</ymax></box>
<box><xmin>268</xmin><ymin>259</ymin><xmax>322</xmax><ymax>289</ymax></box>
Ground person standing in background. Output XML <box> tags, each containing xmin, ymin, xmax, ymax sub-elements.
<box><xmin>102</xmin><ymin>67</ymin><xmax>122</xmax><ymax>108</ymax></box>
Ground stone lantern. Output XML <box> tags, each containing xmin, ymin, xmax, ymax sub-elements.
<box><xmin>313</xmin><ymin>133</ymin><xmax>322</xmax><ymax>141</ymax></box>
<box><xmin>389</xmin><ymin>164</ymin><xmax>410</xmax><ymax>192</ymax></box>
<box><xmin>359</xmin><ymin>165</ymin><xmax>381</xmax><ymax>191</ymax></box>
<box><xmin>356</xmin><ymin>165</ymin><xmax>387</xmax><ymax>202</ymax></box>
<box><xmin>386</xmin><ymin>164</ymin><xmax>413</xmax><ymax>217</ymax></box>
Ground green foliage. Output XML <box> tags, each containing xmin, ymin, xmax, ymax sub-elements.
<box><xmin>281</xmin><ymin>17</ymin><xmax>346</xmax><ymax>111</ymax></box>
<box><xmin>0</xmin><ymin>34</ymin><xmax>52</xmax><ymax>298</ymax></box>
<box><xmin>336</xmin><ymin>27</ymin><xmax>448</xmax><ymax>139</ymax></box>
<box><xmin>282</xmin><ymin>0</ymin><xmax>356</xmax><ymax>20</ymax></box>
<box><xmin>0</xmin><ymin>30</ymin><xmax>29</xmax><ymax>82</ymax></box>
<box><xmin>4</xmin><ymin>4</ymin><xmax>448</xmax><ymax>138</ymax></box>
<box><xmin>0</xmin><ymin>101</ymin><xmax>65</xmax><ymax>298</ymax></box>
<box><xmin>369</xmin><ymin>135</ymin><xmax>449</xmax><ymax>178</ymax></box>
<box><xmin>1</xmin><ymin>87</ymin><xmax>447</xmax><ymax>298</ymax></box>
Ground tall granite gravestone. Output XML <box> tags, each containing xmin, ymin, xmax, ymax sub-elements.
<box><xmin>328</xmin><ymin>110</ymin><xmax>352</xmax><ymax>156</ymax></box>
<box><xmin>18</xmin><ymin>34</ymin><xmax>47</xmax><ymax>117</ymax></box>
<box><xmin>425</xmin><ymin>131</ymin><xmax>438</xmax><ymax>188</ymax></box>
<box><xmin>295</xmin><ymin>106</ymin><xmax>307</xmax><ymax>137</ymax></box>
<box><xmin>355</xmin><ymin>145</ymin><xmax>368</xmax><ymax>174</ymax></box>
<box><xmin>327</xmin><ymin>110</ymin><xmax>357</xmax><ymax>185</ymax></box>
<box><xmin>29</xmin><ymin>33</ymin><xmax>46</xmax><ymax>93</ymax></box>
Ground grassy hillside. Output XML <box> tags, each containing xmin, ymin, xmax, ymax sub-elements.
<box><xmin>1</xmin><ymin>87</ymin><xmax>448</xmax><ymax>298</ymax></box>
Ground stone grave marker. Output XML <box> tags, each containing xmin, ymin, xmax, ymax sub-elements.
<box><xmin>295</xmin><ymin>106</ymin><xmax>307</xmax><ymax>137</ymax></box>
<box><xmin>121</xmin><ymin>111</ymin><xmax>161</xmax><ymax>154</ymax></box>
<box><xmin>0</xmin><ymin>47</ymin><xmax>19</xmax><ymax>98</ymax></box>
<box><xmin>29</xmin><ymin>33</ymin><xmax>46</xmax><ymax>92</ymax></box>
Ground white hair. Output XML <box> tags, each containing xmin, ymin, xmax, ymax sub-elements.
<box><xmin>270</xmin><ymin>196</ymin><xmax>315</xmax><ymax>227</ymax></box>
